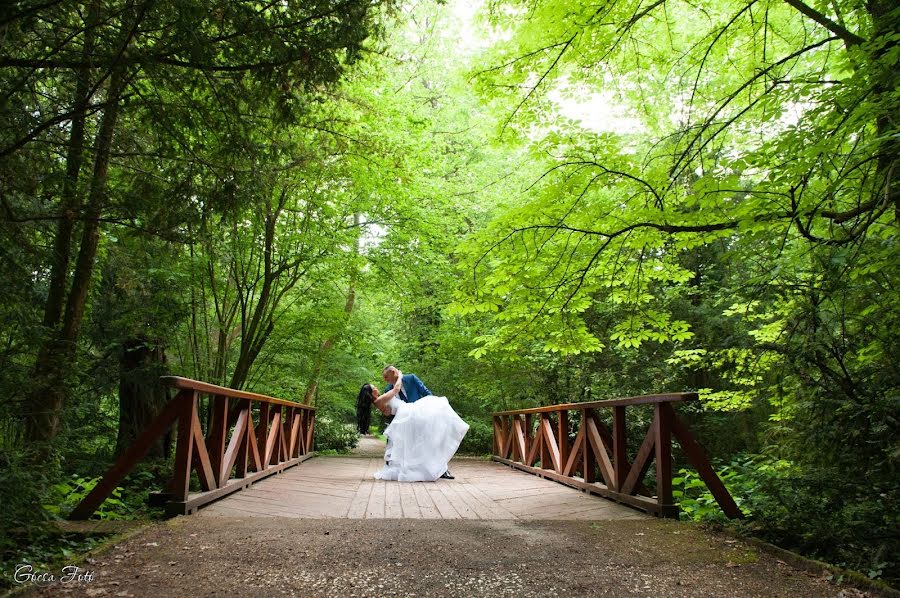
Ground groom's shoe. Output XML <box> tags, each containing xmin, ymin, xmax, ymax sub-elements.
<box><xmin>440</xmin><ymin>470</ymin><xmax>454</xmax><ymax>480</ymax></box>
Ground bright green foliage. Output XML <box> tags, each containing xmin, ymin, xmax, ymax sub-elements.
<box><xmin>0</xmin><ymin>0</ymin><xmax>897</xmax><ymax>588</ymax></box>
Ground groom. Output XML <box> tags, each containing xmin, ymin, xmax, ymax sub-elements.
<box><xmin>382</xmin><ymin>365</ymin><xmax>431</xmax><ymax>404</ymax></box>
<box><xmin>382</xmin><ymin>365</ymin><xmax>454</xmax><ymax>479</ymax></box>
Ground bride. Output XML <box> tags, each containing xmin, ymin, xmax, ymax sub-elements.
<box><xmin>356</xmin><ymin>372</ymin><xmax>469</xmax><ymax>482</ymax></box>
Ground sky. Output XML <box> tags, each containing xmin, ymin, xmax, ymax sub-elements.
<box><xmin>449</xmin><ymin>0</ymin><xmax>644</xmax><ymax>135</ymax></box>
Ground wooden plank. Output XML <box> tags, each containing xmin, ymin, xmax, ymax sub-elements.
<box><xmin>582</xmin><ymin>410</ymin><xmax>596</xmax><ymax>483</ymax></box>
<box><xmin>671</xmin><ymin>410</ymin><xmax>743</xmax><ymax>518</ymax></box>
<box><xmin>512</xmin><ymin>417</ymin><xmax>527</xmax><ymax>463</ymax></box>
<box><xmin>493</xmin><ymin>392</ymin><xmax>698</xmax><ymax>415</ymax></box>
<box><xmin>191</xmin><ymin>406</ymin><xmax>217</xmax><ymax>491</ymax></box>
<box><xmin>221</xmin><ymin>408</ymin><xmax>249</xmax><ymax>483</ymax></box>
<box><xmin>563</xmin><ymin>426</ymin><xmax>585</xmax><ymax>476</ymax></box>
<box><xmin>246</xmin><ymin>481</ymin><xmax>356</xmax><ymax>500</ymax></box>
<box><xmin>557</xmin><ymin>410</ymin><xmax>569</xmax><ymax>475</ymax></box>
<box><xmin>493</xmin><ymin>456</ymin><xmax>659</xmax><ymax>515</ymax></box>
<box><xmin>254</xmin><ymin>403</ymin><xmax>270</xmax><ymax>472</ymax></box>
<box><xmin>654</xmin><ymin>402</ymin><xmax>674</xmax><ymax>515</ymax></box>
<box><xmin>489</xmin><ymin>485</ymin><xmax>573</xmax><ymax>501</ymax></box>
<box><xmin>166</xmin><ymin>453</ymin><xmax>315</xmax><ymax>516</ymax></box>
<box><xmin>411</xmin><ymin>483</ymin><xmax>441</xmax><ymax>519</ymax></box>
<box><xmin>161</xmin><ymin>376</ymin><xmax>314</xmax><ymax>411</ymax></box>
<box><xmin>524</xmin><ymin>414</ymin><xmax>533</xmax><ymax>464</ymax></box>
<box><xmin>585</xmin><ymin>414</ymin><xmax>615</xmax><ymax>487</ymax></box>
<box><xmin>289</xmin><ymin>411</ymin><xmax>301</xmax><ymax>458</ymax></box>
<box><xmin>501</xmin><ymin>416</ymin><xmax>513</xmax><ymax>459</ymax></box>
<box><xmin>425</xmin><ymin>484</ymin><xmax>461</xmax><ymax>519</ymax></box>
<box><xmin>436</xmin><ymin>482</ymin><xmax>479</xmax><ymax>519</ymax></box>
<box><xmin>613</xmin><ymin>406</ymin><xmax>627</xmax><ymax>491</ymax></box>
<box><xmin>279</xmin><ymin>407</ymin><xmax>290</xmax><ymax>463</ymax></box>
<box><xmin>247</xmin><ymin>407</ymin><xmax>263</xmax><ymax>473</ymax></box>
<box><xmin>69</xmin><ymin>393</ymin><xmax>183</xmax><ymax>519</ymax></box>
<box><xmin>366</xmin><ymin>480</ymin><xmax>386</xmax><ymax>519</ymax></box>
<box><xmin>234</xmin><ymin>401</ymin><xmax>251</xmax><ymax>478</ymax></box>
<box><xmin>539</xmin><ymin>414</ymin><xmax>549</xmax><ymax>470</ymax></box>
<box><xmin>622</xmin><ymin>419</ymin><xmax>656</xmax><ymax>496</ymax></box>
<box><xmin>264</xmin><ymin>410</ymin><xmax>281</xmax><ymax>466</ymax></box>
<box><xmin>347</xmin><ymin>480</ymin><xmax>375</xmax><ymax>518</ymax></box>
<box><xmin>207</xmin><ymin>395</ymin><xmax>228</xmax><ymax>487</ymax></box>
<box><xmin>172</xmin><ymin>392</ymin><xmax>198</xmax><ymax>501</ymax></box>
<box><xmin>384</xmin><ymin>479</ymin><xmax>403</xmax><ymax>518</ymax></box>
<box><xmin>456</xmin><ymin>483</ymin><xmax>517</xmax><ymax>520</ymax></box>
<box><xmin>305</xmin><ymin>414</ymin><xmax>315</xmax><ymax>453</ymax></box>
<box><xmin>540</xmin><ymin>415</ymin><xmax>562</xmax><ymax>472</ymax></box>
<box><xmin>398</xmin><ymin>482</ymin><xmax>422</xmax><ymax>519</ymax></box>
<box><xmin>525</xmin><ymin>418</ymin><xmax>541</xmax><ymax>467</ymax></box>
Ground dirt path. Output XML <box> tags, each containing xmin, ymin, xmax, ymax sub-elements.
<box><xmin>354</xmin><ymin>435</ymin><xmax>387</xmax><ymax>458</ymax></box>
<box><xmin>24</xmin><ymin>516</ymin><xmax>868</xmax><ymax>597</ymax></box>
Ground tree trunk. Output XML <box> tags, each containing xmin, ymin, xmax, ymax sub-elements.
<box><xmin>867</xmin><ymin>0</ymin><xmax>899</xmax><ymax>222</ymax></box>
<box><xmin>42</xmin><ymin>2</ymin><xmax>98</xmax><ymax>331</ymax></box>
<box><xmin>116</xmin><ymin>337</ymin><xmax>169</xmax><ymax>458</ymax></box>
<box><xmin>229</xmin><ymin>199</ymin><xmax>280</xmax><ymax>390</ymax></box>
<box><xmin>24</xmin><ymin>68</ymin><xmax>126</xmax><ymax>444</ymax></box>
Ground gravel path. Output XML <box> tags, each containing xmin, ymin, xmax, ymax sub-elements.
<box><xmin>24</xmin><ymin>517</ymin><xmax>870</xmax><ymax>597</ymax></box>
<box><xmin>354</xmin><ymin>435</ymin><xmax>387</xmax><ymax>458</ymax></box>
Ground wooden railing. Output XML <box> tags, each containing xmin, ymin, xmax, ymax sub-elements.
<box><xmin>69</xmin><ymin>376</ymin><xmax>316</xmax><ymax>519</ymax></box>
<box><xmin>492</xmin><ymin>393</ymin><xmax>742</xmax><ymax>518</ymax></box>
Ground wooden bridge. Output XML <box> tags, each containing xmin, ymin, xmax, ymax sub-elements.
<box><xmin>70</xmin><ymin>377</ymin><xmax>740</xmax><ymax>521</ymax></box>
<box><xmin>61</xmin><ymin>377</ymin><xmax>864</xmax><ymax>598</ymax></box>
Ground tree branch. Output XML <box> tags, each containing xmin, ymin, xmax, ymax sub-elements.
<box><xmin>782</xmin><ymin>0</ymin><xmax>865</xmax><ymax>46</ymax></box>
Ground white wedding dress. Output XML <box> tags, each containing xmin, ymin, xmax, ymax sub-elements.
<box><xmin>374</xmin><ymin>395</ymin><xmax>469</xmax><ymax>482</ymax></box>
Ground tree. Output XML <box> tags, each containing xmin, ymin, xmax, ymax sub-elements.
<box><xmin>1</xmin><ymin>0</ymin><xmax>387</xmax><ymax>443</ymax></box>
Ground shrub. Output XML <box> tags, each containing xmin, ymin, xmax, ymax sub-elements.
<box><xmin>314</xmin><ymin>416</ymin><xmax>358</xmax><ymax>453</ymax></box>
<box><xmin>673</xmin><ymin>454</ymin><xmax>899</xmax><ymax>585</ymax></box>
<box><xmin>458</xmin><ymin>418</ymin><xmax>492</xmax><ymax>455</ymax></box>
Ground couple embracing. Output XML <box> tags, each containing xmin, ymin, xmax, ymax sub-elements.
<box><xmin>356</xmin><ymin>365</ymin><xmax>469</xmax><ymax>482</ymax></box>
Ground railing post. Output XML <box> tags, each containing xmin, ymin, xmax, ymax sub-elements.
<box><xmin>253</xmin><ymin>402</ymin><xmax>269</xmax><ymax>472</ymax></box>
<box><xmin>296</xmin><ymin>409</ymin><xmax>306</xmax><ymax>456</ymax></box>
<box><xmin>172</xmin><ymin>391</ymin><xmax>198</xmax><ymax>502</ymax></box>
<box><xmin>524</xmin><ymin>414</ymin><xmax>533</xmax><ymax>464</ymax></box>
<box><xmin>613</xmin><ymin>406</ymin><xmax>627</xmax><ymax>491</ymax></box>
<box><xmin>539</xmin><ymin>413</ymin><xmax>550</xmax><ymax>469</ymax></box>
<box><xmin>492</xmin><ymin>416</ymin><xmax>501</xmax><ymax>457</ymax></box>
<box><xmin>557</xmin><ymin>410</ymin><xmax>569</xmax><ymax>475</ymax></box>
<box><xmin>654</xmin><ymin>402</ymin><xmax>676</xmax><ymax>517</ymax></box>
<box><xmin>502</xmin><ymin>415</ymin><xmax>511</xmax><ymax>459</ymax></box>
<box><xmin>287</xmin><ymin>407</ymin><xmax>299</xmax><ymax>458</ymax></box>
<box><xmin>235</xmin><ymin>401</ymin><xmax>251</xmax><ymax>477</ymax></box>
<box><xmin>305</xmin><ymin>410</ymin><xmax>315</xmax><ymax>453</ymax></box>
<box><xmin>582</xmin><ymin>409</ymin><xmax>595</xmax><ymax>483</ymax></box>
<box><xmin>208</xmin><ymin>394</ymin><xmax>228</xmax><ymax>486</ymax></box>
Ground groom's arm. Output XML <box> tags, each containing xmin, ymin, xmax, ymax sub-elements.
<box><xmin>411</xmin><ymin>375</ymin><xmax>431</xmax><ymax>397</ymax></box>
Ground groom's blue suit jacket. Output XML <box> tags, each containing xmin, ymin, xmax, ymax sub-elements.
<box><xmin>384</xmin><ymin>373</ymin><xmax>432</xmax><ymax>403</ymax></box>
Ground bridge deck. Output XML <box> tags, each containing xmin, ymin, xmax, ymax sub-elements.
<box><xmin>198</xmin><ymin>449</ymin><xmax>647</xmax><ymax>521</ymax></box>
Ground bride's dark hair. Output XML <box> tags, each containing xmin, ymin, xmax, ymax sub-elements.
<box><xmin>355</xmin><ymin>384</ymin><xmax>374</xmax><ymax>435</ymax></box>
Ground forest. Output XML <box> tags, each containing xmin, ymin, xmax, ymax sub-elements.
<box><xmin>0</xmin><ymin>0</ymin><xmax>897</xmax><ymax>589</ymax></box>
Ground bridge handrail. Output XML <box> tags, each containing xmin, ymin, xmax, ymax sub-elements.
<box><xmin>161</xmin><ymin>376</ymin><xmax>315</xmax><ymax>410</ymax></box>
<box><xmin>490</xmin><ymin>392</ymin><xmax>742</xmax><ymax>519</ymax></box>
<box><xmin>69</xmin><ymin>376</ymin><xmax>316</xmax><ymax>520</ymax></box>
<box><xmin>492</xmin><ymin>392</ymin><xmax>696</xmax><ymax>416</ymax></box>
